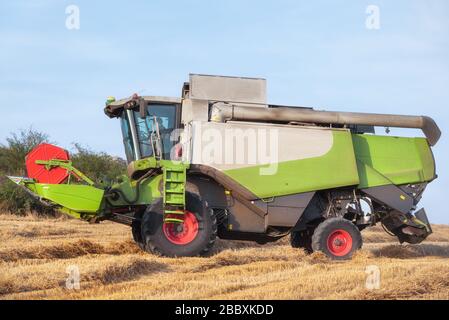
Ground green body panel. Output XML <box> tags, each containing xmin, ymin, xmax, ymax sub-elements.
<box><xmin>27</xmin><ymin>183</ymin><xmax>104</xmax><ymax>213</ymax></box>
<box><xmin>107</xmin><ymin>174</ymin><xmax>163</xmax><ymax>207</ymax></box>
<box><xmin>108</xmin><ymin>159</ymin><xmax>188</xmax><ymax>212</ymax></box>
<box><xmin>354</xmin><ymin>159</ymin><xmax>393</xmax><ymax>187</ymax></box>
<box><xmin>127</xmin><ymin>157</ymin><xmax>158</xmax><ymax>177</ymax></box>
<box><xmin>223</xmin><ymin>130</ymin><xmax>360</xmax><ymax>198</ymax></box>
<box><xmin>352</xmin><ymin>135</ymin><xmax>436</xmax><ymax>188</ymax></box>
<box><xmin>221</xmin><ymin>131</ymin><xmax>435</xmax><ymax>199</ymax></box>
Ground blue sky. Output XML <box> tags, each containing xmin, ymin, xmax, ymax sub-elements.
<box><xmin>0</xmin><ymin>0</ymin><xmax>448</xmax><ymax>223</ymax></box>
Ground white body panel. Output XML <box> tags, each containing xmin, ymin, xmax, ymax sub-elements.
<box><xmin>183</xmin><ymin>121</ymin><xmax>334</xmax><ymax>171</ymax></box>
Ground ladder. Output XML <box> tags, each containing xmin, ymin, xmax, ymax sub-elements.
<box><xmin>162</xmin><ymin>165</ymin><xmax>187</xmax><ymax>223</ymax></box>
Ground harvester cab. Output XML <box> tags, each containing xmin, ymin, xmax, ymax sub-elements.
<box><xmin>108</xmin><ymin>94</ymin><xmax>181</xmax><ymax>163</ymax></box>
<box><xmin>8</xmin><ymin>74</ymin><xmax>441</xmax><ymax>260</ymax></box>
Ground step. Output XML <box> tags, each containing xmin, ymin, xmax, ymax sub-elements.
<box><xmin>164</xmin><ymin>210</ymin><xmax>185</xmax><ymax>215</ymax></box>
<box><xmin>164</xmin><ymin>218</ymin><xmax>184</xmax><ymax>223</ymax></box>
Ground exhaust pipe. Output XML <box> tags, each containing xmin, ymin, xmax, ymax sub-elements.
<box><xmin>210</xmin><ymin>103</ymin><xmax>441</xmax><ymax>146</ymax></box>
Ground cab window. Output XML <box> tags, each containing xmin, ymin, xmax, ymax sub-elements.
<box><xmin>133</xmin><ymin>104</ymin><xmax>178</xmax><ymax>159</ymax></box>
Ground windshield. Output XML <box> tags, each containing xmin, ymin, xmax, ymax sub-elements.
<box><xmin>133</xmin><ymin>104</ymin><xmax>178</xmax><ymax>160</ymax></box>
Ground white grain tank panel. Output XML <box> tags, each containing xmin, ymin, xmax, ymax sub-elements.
<box><xmin>189</xmin><ymin>74</ymin><xmax>267</xmax><ymax>105</ymax></box>
<box><xmin>190</xmin><ymin>121</ymin><xmax>334</xmax><ymax>171</ymax></box>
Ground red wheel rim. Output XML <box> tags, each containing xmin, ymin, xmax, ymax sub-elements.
<box><xmin>163</xmin><ymin>211</ymin><xmax>199</xmax><ymax>245</ymax></box>
<box><xmin>327</xmin><ymin>229</ymin><xmax>353</xmax><ymax>257</ymax></box>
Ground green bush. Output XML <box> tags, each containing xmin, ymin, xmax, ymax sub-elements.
<box><xmin>0</xmin><ymin>176</ymin><xmax>56</xmax><ymax>215</ymax></box>
<box><xmin>70</xmin><ymin>143</ymin><xmax>127</xmax><ymax>184</ymax></box>
<box><xmin>0</xmin><ymin>129</ymin><xmax>126</xmax><ymax>216</ymax></box>
<box><xmin>0</xmin><ymin>128</ymin><xmax>50</xmax><ymax>176</ymax></box>
<box><xmin>0</xmin><ymin>129</ymin><xmax>53</xmax><ymax>215</ymax></box>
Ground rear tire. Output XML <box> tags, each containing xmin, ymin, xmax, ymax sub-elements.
<box><xmin>141</xmin><ymin>193</ymin><xmax>217</xmax><ymax>257</ymax></box>
<box><xmin>311</xmin><ymin>217</ymin><xmax>362</xmax><ymax>260</ymax></box>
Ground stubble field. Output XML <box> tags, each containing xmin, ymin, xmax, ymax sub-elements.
<box><xmin>0</xmin><ymin>214</ymin><xmax>448</xmax><ymax>300</ymax></box>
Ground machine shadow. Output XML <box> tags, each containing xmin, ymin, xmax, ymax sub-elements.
<box><xmin>371</xmin><ymin>243</ymin><xmax>449</xmax><ymax>259</ymax></box>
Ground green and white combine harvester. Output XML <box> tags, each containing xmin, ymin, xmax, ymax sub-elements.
<box><xmin>9</xmin><ymin>74</ymin><xmax>441</xmax><ymax>259</ymax></box>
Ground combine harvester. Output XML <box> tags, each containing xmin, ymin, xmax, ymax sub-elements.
<box><xmin>9</xmin><ymin>74</ymin><xmax>441</xmax><ymax>259</ymax></box>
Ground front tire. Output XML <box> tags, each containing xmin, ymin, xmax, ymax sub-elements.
<box><xmin>311</xmin><ymin>217</ymin><xmax>362</xmax><ymax>260</ymax></box>
<box><xmin>141</xmin><ymin>193</ymin><xmax>217</xmax><ymax>257</ymax></box>
<box><xmin>290</xmin><ymin>229</ymin><xmax>313</xmax><ymax>253</ymax></box>
<box><xmin>131</xmin><ymin>216</ymin><xmax>145</xmax><ymax>250</ymax></box>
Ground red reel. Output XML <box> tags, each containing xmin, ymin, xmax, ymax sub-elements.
<box><xmin>26</xmin><ymin>143</ymin><xmax>70</xmax><ymax>184</ymax></box>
